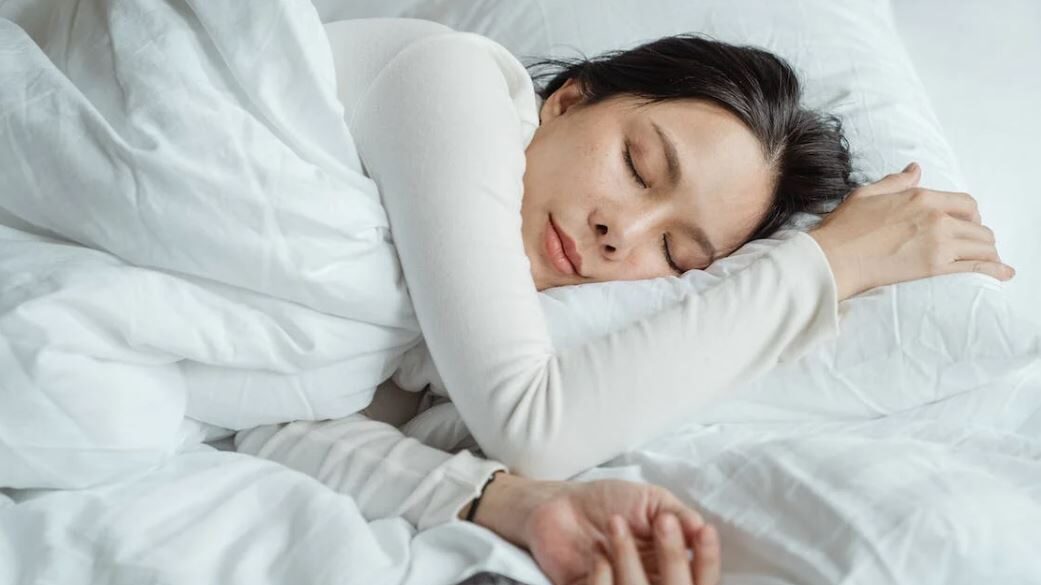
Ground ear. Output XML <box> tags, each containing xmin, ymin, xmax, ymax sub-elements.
<box><xmin>539</xmin><ymin>77</ymin><xmax>586</xmax><ymax>123</ymax></box>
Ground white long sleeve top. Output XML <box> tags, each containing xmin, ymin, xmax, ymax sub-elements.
<box><xmin>328</xmin><ymin>18</ymin><xmax>841</xmax><ymax>480</ymax></box>
<box><xmin>235</xmin><ymin>17</ymin><xmax>842</xmax><ymax>530</ymax></box>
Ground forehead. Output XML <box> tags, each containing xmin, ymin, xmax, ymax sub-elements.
<box><xmin>623</xmin><ymin>98</ymin><xmax>775</xmax><ymax>251</ymax></box>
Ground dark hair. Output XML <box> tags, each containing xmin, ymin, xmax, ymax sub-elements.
<box><xmin>529</xmin><ymin>34</ymin><xmax>858</xmax><ymax>243</ymax></box>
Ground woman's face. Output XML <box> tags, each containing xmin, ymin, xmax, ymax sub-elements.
<box><xmin>521</xmin><ymin>79</ymin><xmax>776</xmax><ymax>291</ymax></box>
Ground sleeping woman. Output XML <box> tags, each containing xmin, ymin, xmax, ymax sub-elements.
<box><xmin>234</xmin><ymin>18</ymin><xmax>1012</xmax><ymax>585</ymax></box>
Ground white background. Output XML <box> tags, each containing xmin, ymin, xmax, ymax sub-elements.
<box><xmin>892</xmin><ymin>0</ymin><xmax>1041</xmax><ymax>321</ymax></box>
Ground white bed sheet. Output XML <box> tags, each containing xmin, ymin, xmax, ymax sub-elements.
<box><xmin>5</xmin><ymin>388</ymin><xmax>1041</xmax><ymax>585</ymax></box>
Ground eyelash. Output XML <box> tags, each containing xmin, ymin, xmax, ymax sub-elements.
<box><xmin>623</xmin><ymin>142</ymin><xmax>648</xmax><ymax>189</ymax></box>
<box><xmin>625</xmin><ymin>142</ymin><xmax>682</xmax><ymax>274</ymax></box>
<box><xmin>661</xmin><ymin>234</ymin><xmax>682</xmax><ymax>274</ymax></box>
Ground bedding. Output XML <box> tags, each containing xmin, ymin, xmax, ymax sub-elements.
<box><xmin>1</xmin><ymin>1</ymin><xmax>1039</xmax><ymax>585</ymax></box>
<box><xmin>0</xmin><ymin>0</ymin><xmax>422</xmax><ymax>489</ymax></box>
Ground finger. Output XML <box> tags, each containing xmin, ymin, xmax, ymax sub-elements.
<box><xmin>589</xmin><ymin>553</ymin><xmax>614</xmax><ymax>585</ymax></box>
<box><xmin>692</xmin><ymin>524</ymin><xmax>722</xmax><ymax>585</ymax></box>
<box><xmin>943</xmin><ymin>259</ymin><xmax>1015</xmax><ymax>281</ymax></box>
<box><xmin>912</xmin><ymin>190</ymin><xmax>981</xmax><ymax>223</ymax></box>
<box><xmin>655</xmin><ymin>491</ymin><xmax>706</xmax><ymax>540</ymax></box>
<box><xmin>654</xmin><ymin>514</ymin><xmax>693</xmax><ymax>585</ymax></box>
<box><xmin>855</xmin><ymin>162</ymin><xmax>921</xmax><ymax>197</ymax></box>
<box><xmin>941</xmin><ymin>191</ymin><xmax>978</xmax><ymax>222</ymax></box>
<box><xmin>949</xmin><ymin>218</ymin><xmax>996</xmax><ymax>245</ymax></box>
<box><xmin>676</xmin><ymin>509</ymin><xmax>706</xmax><ymax>547</ymax></box>
<box><xmin>952</xmin><ymin>239</ymin><xmax>1001</xmax><ymax>264</ymax></box>
<box><xmin>609</xmin><ymin>516</ymin><xmax>650</xmax><ymax>585</ymax></box>
<box><xmin>636</xmin><ymin>544</ymin><xmax>660</xmax><ymax>581</ymax></box>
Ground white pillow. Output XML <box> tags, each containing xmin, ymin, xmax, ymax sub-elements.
<box><xmin>312</xmin><ymin>0</ymin><xmax>966</xmax><ymax>192</ymax></box>
<box><xmin>541</xmin><ymin>231</ymin><xmax>1041</xmax><ymax>428</ymax></box>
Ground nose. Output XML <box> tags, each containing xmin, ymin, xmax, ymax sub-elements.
<box><xmin>590</xmin><ymin>202</ymin><xmax>667</xmax><ymax>260</ymax></box>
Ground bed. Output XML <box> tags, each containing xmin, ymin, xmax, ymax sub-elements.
<box><xmin>1</xmin><ymin>1</ymin><xmax>1039</xmax><ymax>584</ymax></box>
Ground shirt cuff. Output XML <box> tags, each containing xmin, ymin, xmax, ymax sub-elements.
<box><xmin>773</xmin><ymin>230</ymin><xmax>842</xmax><ymax>363</ymax></box>
<box><xmin>418</xmin><ymin>450</ymin><xmax>507</xmax><ymax>531</ymax></box>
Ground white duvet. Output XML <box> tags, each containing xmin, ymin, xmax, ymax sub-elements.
<box><xmin>0</xmin><ymin>0</ymin><xmax>423</xmax><ymax>489</ymax></box>
<box><xmin>1</xmin><ymin>1</ymin><xmax>1040</xmax><ymax>584</ymax></box>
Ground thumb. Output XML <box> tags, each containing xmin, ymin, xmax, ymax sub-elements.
<box><xmin>855</xmin><ymin>162</ymin><xmax>921</xmax><ymax>197</ymax></box>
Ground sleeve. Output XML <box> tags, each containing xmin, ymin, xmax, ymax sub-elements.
<box><xmin>351</xmin><ymin>33</ymin><xmax>842</xmax><ymax>480</ymax></box>
<box><xmin>234</xmin><ymin>414</ymin><xmax>505</xmax><ymax>530</ymax></box>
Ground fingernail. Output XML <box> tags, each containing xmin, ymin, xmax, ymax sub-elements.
<box><xmin>1007</xmin><ymin>265</ymin><xmax>1017</xmax><ymax>277</ymax></box>
<box><xmin>903</xmin><ymin>162</ymin><xmax>918</xmax><ymax>173</ymax></box>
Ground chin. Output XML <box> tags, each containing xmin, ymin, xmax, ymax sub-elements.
<box><xmin>533</xmin><ymin>273</ymin><xmax>551</xmax><ymax>292</ymax></box>
<box><xmin>532</xmin><ymin>267</ymin><xmax>557</xmax><ymax>292</ymax></box>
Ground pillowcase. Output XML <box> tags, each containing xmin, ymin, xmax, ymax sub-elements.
<box><xmin>312</xmin><ymin>0</ymin><xmax>966</xmax><ymax>192</ymax></box>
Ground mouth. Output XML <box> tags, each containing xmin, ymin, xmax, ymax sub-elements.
<box><xmin>544</xmin><ymin>214</ymin><xmax>584</xmax><ymax>277</ymax></box>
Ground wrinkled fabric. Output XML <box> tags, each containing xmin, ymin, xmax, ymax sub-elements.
<box><xmin>1</xmin><ymin>2</ymin><xmax>1040</xmax><ymax>584</ymax></box>
<box><xmin>0</xmin><ymin>0</ymin><xmax>420</xmax><ymax>489</ymax></box>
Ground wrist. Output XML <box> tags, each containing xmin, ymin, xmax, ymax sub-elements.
<box><xmin>461</xmin><ymin>472</ymin><xmax>567</xmax><ymax>550</ymax></box>
<box><xmin>457</xmin><ymin>470</ymin><xmax>505</xmax><ymax>524</ymax></box>
<box><xmin>808</xmin><ymin>228</ymin><xmax>861</xmax><ymax>301</ymax></box>
<box><xmin>469</xmin><ymin>472</ymin><xmax>532</xmax><ymax>546</ymax></box>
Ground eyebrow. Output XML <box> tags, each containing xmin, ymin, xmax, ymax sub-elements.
<box><xmin>651</xmin><ymin>122</ymin><xmax>717</xmax><ymax>262</ymax></box>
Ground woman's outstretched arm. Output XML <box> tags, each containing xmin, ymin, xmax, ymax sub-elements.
<box><xmin>351</xmin><ymin>32</ymin><xmax>840</xmax><ymax>479</ymax></box>
<box><xmin>234</xmin><ymin>409</ymin><xmax>720</xmax><ymax>585</ymax></box>
<box><xmin>234</xmin><ymin>414</ymin><xmax>506</xmax><ymax>530</ymax></box>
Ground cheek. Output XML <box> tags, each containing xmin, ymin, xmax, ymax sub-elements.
<box><xmin>602</xmin><ymin>245</ymin><xmax>671</xmax><ymax>282</ymax></box>
<box><xmin>528</xmin><ymin>148</ymin><xmax>613</xmax><ymax>213</ymax></box>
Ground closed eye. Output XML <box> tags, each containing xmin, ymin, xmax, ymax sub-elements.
<box><xmin>623</xmin><ymin>141</ymin><xmax>647</xmax><ymax>189</ymax></box>
<box><xmin>662</xmin><ymin>234</ymin><xmax>683</xmax><ymax>274</ymax></box>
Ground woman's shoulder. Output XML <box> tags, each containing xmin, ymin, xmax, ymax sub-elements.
<box><xmin>323</xmin><ymin>17</ymin><xmax>457</xmax><ymax>64</ymax></box>
<box><xmin>324</xmin><ymin>18</ymin><xmax>538</xmax><ymax>137</ymax></box>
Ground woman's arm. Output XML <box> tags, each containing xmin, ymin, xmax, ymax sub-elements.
<box><xmin>234</xmin><ymin>411</ymin><xmax>720</xmax><ymax>585</ymax></box>
<box><xmin>235</xmin><ymin>414</ymin><xmax>506</xmax><ymax>530</ymax></box>
<box><xmin>352</xmin><ymin>33</ymin><xmax>840</xmax><ymax>479</ymax></box>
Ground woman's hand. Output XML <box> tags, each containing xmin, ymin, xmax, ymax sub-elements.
<box><xmin>467</xmin><ymin>473</ymin><xmax>717</xmax><ymax>585</ymax></box>
<box><xmin>809</xmin><ymin>162</ymin><xmax>1015</xmax><ymax>300</ymax></box>
<box><xmin>588</xmin><ymin>514</ymin><xmax>721</xmax><ymax>585</ymax></box>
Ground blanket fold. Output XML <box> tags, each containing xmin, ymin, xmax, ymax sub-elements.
<box><xmin>0</xmin><ymin>0</ymin><xmax>420</xmax><ymax>489</ymax></box>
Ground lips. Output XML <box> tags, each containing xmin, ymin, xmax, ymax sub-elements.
<box><xmin>545</xmin><ymin>215</ymin><xmax>584</xmax><ymax>277</ymax></box>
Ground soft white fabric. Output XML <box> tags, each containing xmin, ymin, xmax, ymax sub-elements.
<box><xmin>311</xmin><ymin>0</ymin><xmax>965</xmax><ymax>192</ymax></box>
<box><xmin>229</xmin><ymin>17</ymin><xmax>509</xmax><ymax>531</ymax></box>
<box><xmin>0</xmin><ymin>0</ymin><xmax>422</xmax><ymax>484</ymax></box>
<box><xmin>1</xmin><ymin>2</ymin><xmax>1040</xmax><ymax>585</ymax></box>
<box><xmin>0</xmin><ymin>0</ymin><xmax>507</xmax><ymax>532</ymax></box>
<box><xmin>0</xmin><ymin>437</ymin><xmax>552</xmax><ymax>585</ymax></box>
<box><xmin>7</xmin><ymin>392</ymin><xmax>1041</xmax><ymax>585</ymax></box>
<box><xmin>234</xmin><ymin>414</ymin><xmax>504</xmax><ymax>531</ymax></box>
